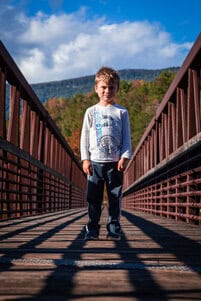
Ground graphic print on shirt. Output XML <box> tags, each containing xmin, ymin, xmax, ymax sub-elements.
<box><xmin>94</xmin><ymin>108</ymin><xmax>120</xmax><ymax>156</ymax></box>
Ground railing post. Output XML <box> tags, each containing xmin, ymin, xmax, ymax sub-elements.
<box><xmin>0</xmin><ymin>68</ymin><xmax>6</xmax><ymax>219</ymax></box>
<box><xmin>7</xmin><ymin>85</ymin><xmax>20</xmax><ymax>217</ymax></box>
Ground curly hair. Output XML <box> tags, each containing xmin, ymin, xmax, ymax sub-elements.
<box><xmin>95</xmin><ymin>66</ymin><xmax>120</xmax><ymax>90</ymax></box>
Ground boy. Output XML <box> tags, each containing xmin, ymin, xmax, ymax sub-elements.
<box><xmin>80</xmin><ymin>66</ymin><xmax>132</xmax><ymax>240</ymax></box>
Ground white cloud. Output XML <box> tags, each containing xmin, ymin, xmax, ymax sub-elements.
<box><xmin>0</xmin><ymin>5</ymin><xmax>193</xmax><ymax>83</ymax></box>
<box><xmin>19</xmin><ymin>48</ymin><xmax>49</xmax><ymax>82</ymax></box>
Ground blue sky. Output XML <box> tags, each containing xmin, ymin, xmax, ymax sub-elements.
<box><xmin>0</xmin><ymin>0</ymin><xmax>200</xmax><ymax>83</ymax></box>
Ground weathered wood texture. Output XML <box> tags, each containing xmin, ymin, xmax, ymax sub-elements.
<box><xmin>0</xmin><ymin>207</ymin><xmax>201</xmax><ymax>300</ymax></box>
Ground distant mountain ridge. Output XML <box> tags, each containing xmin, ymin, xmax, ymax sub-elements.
<box><xmin>31</xmin><ymin>67</ymin><xmax>179</xmax><ymax>104</ymax></box>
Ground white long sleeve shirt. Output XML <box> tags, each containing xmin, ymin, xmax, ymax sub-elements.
<box><xmin>80</xmin><ymin>103</ymin><xmax>132</xmax><ymax>162</ymax></box>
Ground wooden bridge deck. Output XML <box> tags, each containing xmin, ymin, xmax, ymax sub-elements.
<box><xmin>0</xmin><ymin>207</ymin><xmax>201</xmax><ymax>301</ymax></box>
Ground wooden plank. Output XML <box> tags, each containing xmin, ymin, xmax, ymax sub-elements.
<box><xmin>0</xmin><ymin>208</ymin><xmax>201</xmax><ymax>300</ymax></box>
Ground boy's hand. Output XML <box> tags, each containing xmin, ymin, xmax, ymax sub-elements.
<box><xmin>82</xmin><ymin>160</ymin><xmax>93</xmax><ymax>176</ymax></box>
<box><xmin>117</xmin><ymin>158</ymin><xmax>129</xmax><ymax>172</ymax></box>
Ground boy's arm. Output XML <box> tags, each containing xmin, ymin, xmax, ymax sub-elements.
<box><xmin>120</xmin><ymin>110</ymin><xmax>132</xmax><ymax>160</ymax></box>
<box><xmin>80</xmin><ymin>110</ymin><xmax>92</xmax><ymax>175</ymax></box>
<box><xmin>80</xmin><ymin>111</ymin><xmax>90</xmax><ymax>161</ymax></box>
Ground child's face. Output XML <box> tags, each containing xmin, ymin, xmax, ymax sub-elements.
<box><xmin>95</xmin><ymin>79</ymin><xmax>118</xmax><ymax>105</ymax></box>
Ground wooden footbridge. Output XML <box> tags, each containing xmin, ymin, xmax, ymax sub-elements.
<box><xmin>0</xmin><ymin>33</ymin><xmax>201</xmax><ymax>300</ymax></box>
<box><xmin>0</xmin><ymin>207</ymin><xmax>201</xmax><ymax>300</ymax></box>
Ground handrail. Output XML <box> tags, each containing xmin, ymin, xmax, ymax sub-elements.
<box><xmin>123</xmin><ymin>32</ymin><xmax>201</xmax><ymax>224</ymax></box>
<box><xmin>0</xmin><ymin>41</ymin><xmax>87</xmax><ymax>219</ymax></box>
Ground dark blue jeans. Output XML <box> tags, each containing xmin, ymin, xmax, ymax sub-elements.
<box><xmin>86</xmin><ymin>161</ymin><xmax>123</xmax><ymax>234</ymax></box>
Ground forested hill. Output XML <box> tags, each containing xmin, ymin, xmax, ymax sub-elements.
<box><xmin>32</xmin><ymin>67</ymin><xmax>178</xmax><ymax>104</ymax></box>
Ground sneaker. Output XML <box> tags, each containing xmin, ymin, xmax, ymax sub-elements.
<box><xmin>106</xmin><ymin>232</ymin><xmax>121</xmax><ymax>241</ymax></box>
<box><xmin>84</xmin><ymin>232</ymin><xmax>98</xmax><ymax>240</ymax></box>
<box><xmin>106</xmin><ymin>222</ymin><xmax>121</xmax><ymax>241</ymax></box>
<box><xmin>84</xmin><ymin>225</ymin><xmax>99</xmax><ymax>240</ymax></box>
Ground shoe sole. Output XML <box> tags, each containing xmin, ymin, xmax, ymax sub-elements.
<box><xmin>106</xmin><ymin>234</ymin><xmax>121</xmax><ymax>241</ymax></box>
<box><xmin>84</xmin><ymin>236</ymin><xmax>98</xmax><ymax>241</ymax></box>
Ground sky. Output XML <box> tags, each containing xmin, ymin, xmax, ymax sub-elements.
<box><xmin>0</xmin><ymin>0</ymin><xmax>200</xmax><ymax>84</ymax></box>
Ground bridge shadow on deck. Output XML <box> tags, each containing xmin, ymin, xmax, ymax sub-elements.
<box><xmin>0</xmin><ymin>208</ymin><xmax>201</xmax><ymax>300</ymax></box>
<box><xmin>122</xmin><ymin>210</ymin><xmax>201</xmax><ymax>268</ymax></box>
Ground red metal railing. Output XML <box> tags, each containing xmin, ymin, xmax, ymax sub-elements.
<box><xmin>0</xmin><ymin>41</ymin><xmax>87</xmax><ymax>220</ymax></box>
<box><xmin>123</xmin><ymin>33</ymin><xmax>201</xmax><ymax>224</ymax></box>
